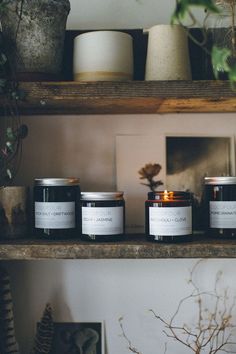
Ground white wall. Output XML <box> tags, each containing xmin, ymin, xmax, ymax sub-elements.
<box><xmin>13</xmin><ymin>113</ymin><xmax>236</xmax><ymax>190</ymax></box>
<box><xmin>67</xmin><ymin>0</ymin><xmax>177</xmax><ymax>30</ymax></box>
<box><xmin>6</xmin><ymin>259</ymin><xmax>236</xmax><ymax>354</ymax></box>
<box><xmin>4</xmin><ymin>2</ymin><xmax>236</xmax><ymax>354</ymax></box>
<box><xmin>67</xmin><ymin>0</ymin><xmax>204</xmax><ymax>29</ymax></box>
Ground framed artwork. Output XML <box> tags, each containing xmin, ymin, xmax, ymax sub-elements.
<box><xmin>166</xmin><ymin>135</ymin><xmax>235</xmax><ymax>230</ymax></box>
<box><xmin>51</xmin><ymin>322</ymin><xmax>104</xmax><ymax>354</ymax></box>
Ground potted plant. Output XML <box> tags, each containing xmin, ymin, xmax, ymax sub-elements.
<box><xmin>0</xmin><ymin>0</ymin><xmax>71</xmax><ymax>80</ymax></box>
<box><xmin>172</xmin><ymin>0</ymin><xmax>236</xmax><ymax>85</ymax></box>
<box><xmin>0</xmin><ymin>13</ymin><xmax>28</xmax><ymax>239</ymax></box>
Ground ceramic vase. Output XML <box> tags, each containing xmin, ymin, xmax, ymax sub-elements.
<box><xmin>1</xmin><ymin>0</ymin><xmax>70</xmax><ymax>80</ymax></box>
<box><xmin>145</xmin><ymin>24</ymin><xmax>192</xmax><ymax>80</ymax></box>
<box><xmin>73</xmin><ymin>31</ymin><xmax>134</xmax><ymax>81</ymax></box>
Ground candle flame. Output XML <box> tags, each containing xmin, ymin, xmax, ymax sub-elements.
<box><xmin>163</xmin><ymin>190</ymin><xmax>174</xmax><ymax>201</ymax></box>
<box><xmin>163</xmin><ymin>190</ymin><xmax>169</xmax><ymax>201</ymax></box>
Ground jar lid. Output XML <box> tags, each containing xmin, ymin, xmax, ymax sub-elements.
<box><xmin>204</xmin><ymin>176</ymin><xmax>236</xmax><ymax>185</ymax></box>
<box><xmin>34</xmin><ymin>178</ymin><xmax>80</xmax><ymax>186</ymax></box>
<box><xmin>147</xmin><ymin>191</ymin><xmax>191</xmax><ymax>201</ymax></box>
<box><xmin>81</xmin><ymin>192</ymin><xmax>124</xmax><ymax>201</ymax></box>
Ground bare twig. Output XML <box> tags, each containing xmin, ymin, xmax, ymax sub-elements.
<box><xmin>150</xmin><ymin>262</ymin><xmax>236</xmax><ymax>354</ymax></box>
<box><xmin>119</xmin><ymin>317</ymin><xmax>143</xmax><ymax>354</ymax></box>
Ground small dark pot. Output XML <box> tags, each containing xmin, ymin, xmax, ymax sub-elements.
<box><xmin>1</xmin><ymin>0</ymin><xmax>70</xmax><ymax>80</ymax></box>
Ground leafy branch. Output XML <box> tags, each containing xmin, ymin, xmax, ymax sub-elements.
<box><xmin>172</xmin><ymin>0</ymin><xmax>236</xmax><ymax>87</ymax></box>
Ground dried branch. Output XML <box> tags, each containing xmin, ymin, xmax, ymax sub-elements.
<box><xmin>119</xmin><ymin>261</ymin><xmax>236</xmax><ymax>354</ymax></box>
<box><xmin>119</xmin><ymin>317</ymin><xmax>142</xmax><ymax>354</ymax></box>
<box><xmin>150</xmin><ymin>262</ymin><xmax>236</xmax><ymax>354</ymax></box>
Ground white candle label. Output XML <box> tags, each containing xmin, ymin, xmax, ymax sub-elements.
<box><xmin>210</xmin><ymin>201</ymin><xmax>236</xmax><ymax>229</ymax></box>
<box><xmin>149</xmin><ymin>206</ymin><xmax>192</xmax><ymax>236</ymax></box>
<box><xmin>35</xmin><ymin>202</ymin><xmax>75</xmax><ymax>229</ymax></box>
<box><xmin>82</xmin><ymin>207</ymin><xmax>123</xmax><ymax>235</ymax></box>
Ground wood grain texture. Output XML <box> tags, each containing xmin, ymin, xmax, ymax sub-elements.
<box><xmin>2</xmin><ymin>80</ymin><xmax>236</xmax><ymax>115</ymax></box>
<box><xmin>0</xmin><ymin>235</ymin><xmax>236</xmax><ymax>259</ymax></box>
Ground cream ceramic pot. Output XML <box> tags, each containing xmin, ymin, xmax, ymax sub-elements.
<box><xmin>73</xmin><ymin>31</ymin><xmax>133</xmax><ymax>81</ymax></box>
<box><xmin>145</xmin><ymin>24</ymin><xmax>192</xmax><ymax>81</ymax></box>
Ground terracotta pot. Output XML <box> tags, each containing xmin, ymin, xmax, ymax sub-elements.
<box><xmin>1</xmin><ymin>0</ymin><xmax>70</xmax><ymax>80</ymax></box>
<box><xmin>0</xmin><ymin>186</ymin><xmax>29</xmax><ymax>239</ymax></box>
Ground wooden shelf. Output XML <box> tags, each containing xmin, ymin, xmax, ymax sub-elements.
<box><xmin>3</xmin><ymin>80</ymin><xmax>236</xmax><ymax>115</ymax></box>
<box><xmin>1</xmin><ymin>235</ymin><xmax>236</xmax><ymax>260</ymax></box>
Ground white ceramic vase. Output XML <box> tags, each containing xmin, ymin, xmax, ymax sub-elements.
<box><xmin>73</xmin><ymin>31</ymin><xmax>134</xmax><ymax>81</ymax></box>
<box><xmin>145</xmin><ymin>24</ymin><xmax>192</xmax><ymax>81</ymax></box>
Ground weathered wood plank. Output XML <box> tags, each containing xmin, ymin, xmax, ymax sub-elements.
<box><xmin>1</xmin><ymin>80</ymin><xmax>236</xmax><ymax>115</ymax></box>
<box><xmin>0</xmin><ymin>235</ymin><xmax>236</xmax><ymax>259</ymax></box>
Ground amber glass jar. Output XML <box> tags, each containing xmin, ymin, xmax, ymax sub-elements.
<box><xmin>145</xmin><ymin>191</ymin><xmax>192</xmax><ymax>242</ymax></box>
<box><xmin>204</xmin><ymin>177</ymin><xmax>236</xmax><ymax>238</ymax></box>
<box><xmin>81</xmin><ymin>192</ymin><xmax>125</xmax><ymax>241</ymax></box>
<box><xmin>34</xmin><ymin>178</ymin><xmax>80</xmax><ymax>239</ymax></box>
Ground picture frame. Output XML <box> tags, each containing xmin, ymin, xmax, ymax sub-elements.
<box><xmin>166</xmin><ymin>134</ymin><xmax>235</xmax><ymax>231</ymax></box>
<box><xmin>51</xmin><ymin>322</ymin><xmax>104</xmax><ymax>354</ymax></box>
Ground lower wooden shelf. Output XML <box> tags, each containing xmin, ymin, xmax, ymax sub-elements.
<box><xmin>0</xmin><ymin>234</ymin><xmax>235</xmax><ymax>260</ymax></box>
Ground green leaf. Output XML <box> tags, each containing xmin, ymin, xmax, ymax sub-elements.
<box><xmin>211</xmin><ymin>46</ymin><xmax>231</xmax><ymax>79</ymax></box>
<box><xmin>6</xmin><ymin>141</ymin><xmax>14</xmax><ymax>153</ymax></box>
<box><xmin>0</xmin><ymin>53</ymin><xmax>7</xmax><ymax>65</ymax></box>
<box><xmin>6</xmin><ymin>169</ymin><xmax>12</xmax><ymax>180</ymax></box>
<box><xmin>228</xmin><ymin>65</ymin><xmax>236</xmax><ymax>90</ymax></box>
<box><xmin>171</xmin><ymin>0</ymin><xmax>219</xmax><ymax>23</ymax></box>
<box><xmin>6</xmin><ymin>127</ymin><xmax>15</xmax><ymax>141</ymax></box>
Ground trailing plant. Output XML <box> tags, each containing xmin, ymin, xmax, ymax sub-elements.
<box><xmin>0</xmin><ymin>0</ymin><xmax>28</xmax><ymax>186</ymax></box>
<box><xmin>172</xmin><ymin>0</ymin><xmax>236</xmax><ymax>87</ymax></box>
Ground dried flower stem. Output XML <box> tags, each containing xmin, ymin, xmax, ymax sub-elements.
<box><xmin>120</xmin><ymin>261</ymin><xmax>236</xmax><ymax>354</ymax></box>
<box><xmin>150</xmin><ymin>261</ymin><xmax>236</xmax><ymax>354</ymax></box>
<box><xmin>119</xmin><ymin>317</ymin><xmax>142</xmax><ymax>354</ymax></box>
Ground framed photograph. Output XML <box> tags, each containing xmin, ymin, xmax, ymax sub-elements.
<box><xmin>166</xmin><ymin>135</ymin><xmax>235</xmax><ymax>230</ymax></box>
<box><xmin>51</xmin><ymin>322</ymin><xmax>104</xmax><ymax>354</ymax></box>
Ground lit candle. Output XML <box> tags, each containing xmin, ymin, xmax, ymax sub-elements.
<box><xmin>145</xmin><ymin>191</ymin><xmax>192</xmax><ymax>242</ymax></box>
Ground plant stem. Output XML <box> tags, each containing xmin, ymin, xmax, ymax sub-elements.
<box><xmin>230</xmin><ymin>1</ymin><xmax>236</xmax><ymax>57</ymax></box>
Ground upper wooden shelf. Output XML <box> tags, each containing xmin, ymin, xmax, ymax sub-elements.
<box><xmin>3</xmin><ymin>80</ymin><xmax>236</xmax><ymax>115</ymax></box>
<box><xmin>1</xmin><ymin>235</ymin><xmax>236</xmax><ymax>260</ymax></box>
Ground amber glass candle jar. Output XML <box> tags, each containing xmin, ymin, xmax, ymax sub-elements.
<box><xmin>204</xmin><ymin>177</ymin><xmax>236</xmax><ymax>238</ymax></box>
<box><xmin>81</xmin><ymin>192</ymin><xmax>125</xmax><ymax>242</ymax></box>
<box><xmin>145</xmin><ymin>191</ymin><xmax>192</xmax><ymax>242</ymax></box>
<box><xmin>34</xmin><ymin>178</ymin><xmax>80</xmax><ymax>239</ymax></box>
